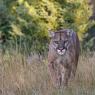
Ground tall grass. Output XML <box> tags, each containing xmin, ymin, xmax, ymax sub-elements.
<box><xmin>0</xmin><ymin>51</ymin><xmax>95</xmax><ymax>95</ymax></box>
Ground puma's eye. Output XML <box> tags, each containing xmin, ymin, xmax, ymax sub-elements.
<box><xmin>54</xmin><ymin>41</ymin><xmax>58</xmax><ymax>44</ymax></box>
<box><xmin>64</xmin><ymin>40</ymin><xmax>68</xmax><ymax>46</ymax></box>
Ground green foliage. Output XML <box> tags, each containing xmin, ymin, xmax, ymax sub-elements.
<box><xmin>0</xmin><ymin>0</ymin><xmax>94</xmax><ymax>54</ymax></box>
<box><xmin>82</xmin><ymin>23</ymin><xmax>95</xmax><ymax>51</ymax></box>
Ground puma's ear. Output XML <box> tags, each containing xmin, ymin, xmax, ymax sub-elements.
<box><xmin>67</xmin><ymin>29</ymin><xmax>73</xmax><ymax>36</ymax></box>
<box><xmin>48</xmin><ymin>29</ymin><xmax>55</xmax><ymax>38</ymax></box>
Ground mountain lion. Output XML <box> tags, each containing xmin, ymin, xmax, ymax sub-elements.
<box><xmin>48</xmin><ymin>28</ymin><xmax>80</xmax><ymax>88</ymax></box>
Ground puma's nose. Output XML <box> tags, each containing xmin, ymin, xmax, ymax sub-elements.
<box><xmin>59</xmin><ymin>48</ymin><xmax>63</xmax><ymax>50</ymax></box>
<box><xmin>58</xmin><ymin>47</ymin><xmax>65</xmax><ymax>51</ymax></box>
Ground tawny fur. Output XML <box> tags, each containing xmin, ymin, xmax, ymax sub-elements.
<box><xmin>48</xmin><ymin>29</ymin><xmax>80</xmax><ymax>88</ymax></box>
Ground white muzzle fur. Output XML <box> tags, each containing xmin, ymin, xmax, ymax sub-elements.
<box><xmin>57</xmin><ymin>49</ymin><xmax>66</xmax><ymax>55</ymax></box>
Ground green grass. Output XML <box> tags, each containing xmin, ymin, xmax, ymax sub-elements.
<box><xmin>0</xmin><ymin>51</ymin><xmax>95</xmax><ymax>95</ymax></box>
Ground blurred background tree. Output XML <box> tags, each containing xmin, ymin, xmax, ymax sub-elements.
<box><xmin>0</xmin><ymin>0</ymin><xmax>94</xmax><ymax>55</ymax></box>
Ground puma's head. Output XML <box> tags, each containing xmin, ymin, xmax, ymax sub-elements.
<box><xmin>48</xmin><ymin>29</ymin><xmax>72</xmax><ymax>55</ymax></box>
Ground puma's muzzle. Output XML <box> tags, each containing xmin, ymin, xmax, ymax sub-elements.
<box><xmin>57</xmin><ymin>49</ymin><xmax>66</xmax><ymax>55</ymax></box>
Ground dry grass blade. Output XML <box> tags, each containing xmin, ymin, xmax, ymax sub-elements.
<box><xmin>0</xmin><ymin>52</ymin><xmax>95</xmax><ymax>95</ymax></box>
